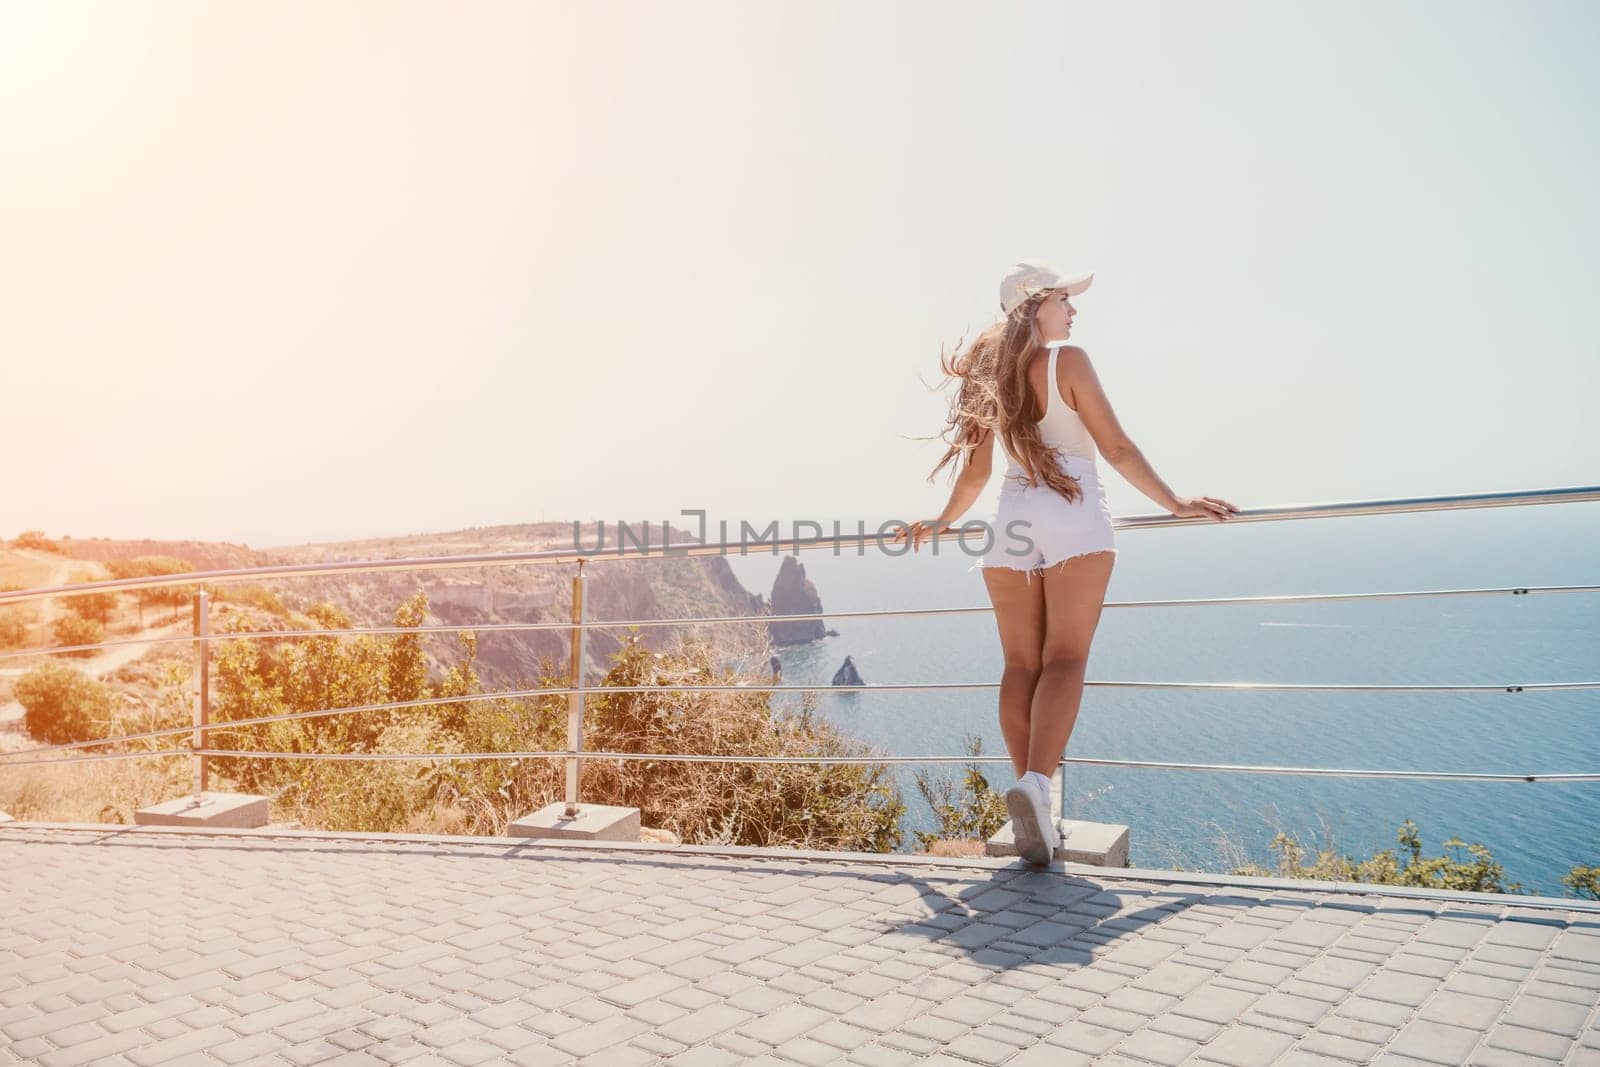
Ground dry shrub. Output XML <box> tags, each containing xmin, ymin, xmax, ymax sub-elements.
<box><xmin>0</xmin><ymin>752</ymin><xmax>189</xmax><ymax>824</ymax></box>
<box><xmin>578</xmin><ymin>626</ymin><xmax>903</xmax><ymax>852</ymax></box>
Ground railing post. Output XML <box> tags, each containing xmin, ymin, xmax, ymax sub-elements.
<box><xmin>191</xmin><ymin>587</ymin><xmax>210</xmax><ymax>800</ymax></box>
<box><xmin>564</xmin><ymin>561</ymin><xmax>587</xmax><ymax>816</ymax></box>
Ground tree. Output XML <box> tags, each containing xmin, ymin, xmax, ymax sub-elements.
<box><xmin>68</xmin><ymin>591</ymin><xmax>119</xmax><ymax>625</ymax></box>
<box><xmin>15</xmin><ymin>661</ymin><xmax>114</xmax><ymax>745</ymax></box>
<box><xmin>107</xmin><ymin>556</ymin><xmax>196</xmax><ymax>625</ymax></box>
<box><xmin>12</xmin><ymin>530</ymin><xmax>62</xmax><ymax>553</ymax></box>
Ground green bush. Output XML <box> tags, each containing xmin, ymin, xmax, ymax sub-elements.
<box><xmin>15</xmin><ymin>661</ymin><xmax>114</xmax><ymax>745</ymax></box>
<box><xmin>216</xmin><ymin>584</ymin><xmax>287</xmax><ymax>617</ymax></box>
<box><xmin>911</xmin><ymin>734</ymin><xmax>1009</xmax><ymax>850</ymax></box>
<box><xmin>1230</xmin><ymin>818</ymin><xmax>1524</xmax><ymax>894</ymax></box>
<box><xmin>51</xmin><ymin>615</ymin><xmax>104</xmax><ymax>657</ymax></box>
<box><xmin>1563</xmin><ymin>866</ymin><xmax>1600</xmax><ymax>900</ymax></box>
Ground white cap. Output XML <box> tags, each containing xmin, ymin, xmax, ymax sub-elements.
<box><xmin>999</xmin><ymin>261</ymin><xmax>1094</xmax><ymax>315</ymax></box>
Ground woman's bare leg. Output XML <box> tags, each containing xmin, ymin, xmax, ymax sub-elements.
<box><xmin>980</xmin><ymin>566</ymin><xmax>1046</xmax><ymax>779</ymax></box>
<box><xmin>1028</xmin><ymin>550</ymin><xmax>1116</xmax><ymax>777</ymax></box>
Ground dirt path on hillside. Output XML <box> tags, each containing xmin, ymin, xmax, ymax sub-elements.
<box><xmin>0</xmin><ymin>557</ymin><xmax>193</xmax><ymax>753</ymax></box>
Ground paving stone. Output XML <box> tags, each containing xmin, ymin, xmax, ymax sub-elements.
<box><xmin>1148</xmin><ymin>1010</ymin><xmax>1222</xmax><ymax>1043</ymax></box>
<box><xmin>929</xmin><ymin>993</ymin><xmax>1005</xmax><ymax>1026</ymax></box>
<box><xmin>771</xmin><ymin>1035</ymin><xmax>846</xmax><ymax>1065</ymax></box>
<box><xmin>740</xmin><ymin>1001</ymin><xmax>834</xmax><ymax>1044</ymax></box>
<box><xmin>843</xmin><ymin>1044</ymin><xmax>920</xmax><ymax>1067</ymax></box>
<box><xmin>1388</xmin><ymin>1019</ymin><xmax>1487</xmax><ymax>1063</ymax></box>
<box><xmin>1361</xmin><ymin>970</ymin><xmax>1444</xmax><ymax>1008</ymax></box>
<box><xmin>1276</xmin><ymin>1054</ymin><xmax>1357</xmax><ymax>1067</ymax></box>
<box><xmin>32</xmin><ymin>1027</ymin><xmax>149</xmax><ymax>1067</ymax></box>
<box><xmin>1549</xmin><ymin>931</ymin><xmax>1600</xmax><ymax>965</ymax></box>
<box><xmin>1338</xmin><ymin>995</ymin><xmax>1415</xmax><ymax>1028</ymax></box>
<box><xmin>1418</xmin><ymin>989</ymin><xmax>1505</xmax><ymax>1030</ymax></box>
<box><xmin>1298</xmin><ymin>1029</ymin><xmax>1383</xmax><ymax>1062</ymax></box>
<box><xmin>546</xmin><ymin>1014</ymin><xmax>649</xmax><ymax>1058</ymax></box>
<box><xmin>1483</xmin><ymin>1022</ymin><xmax>1575</xmax><ymax>1060</ymax></box>
<box><xmin>1318</xmin><ymin>1013</ymin><xmax>1398</xmax><ymax>1047</ymax></box>
<box><xmin>1173</xmin><ymin>984</ymin><xmax>1261</xmax><ymax>1025</ymax></box>
<box><xmin>1079</xmin><ymin>1004</ymin><xmax>1151</xmax><ymax>1034</ymax></box>
<box><xmin>1470</xmin><ymin>1048</ymin><xmax>1568</xmax><ymax>1067</ymax></box>
<box><xmin>1444</xmin><ymin>970</ymin><xmax>1522</xmax><ymax>1001</ymax></box>
<box><xmin>1045</xmin><ymin>1019</ymin><xmax>1124</xmax><ymax>1055</ymax></box>
<box><xmin>838</xmin><ymin>992</ymin><xmax>930</xmax><ymax>1035</ymax></box>
<box><xmin>1251</xmin><ymin>991</ymin><xmax>1330</xmax><ymax>1026</ymax></box>
<box><xmin>1501</xmin><ymin>994</ymin><xmax>1591</xmax><ymax>1037</ymax></box>
<box><xmin>1134</xmin><ymin>960</ymin><xmax>1216</xmax><ymax>997</ymax></box>
<box><xmin>1192</xmin><ymin>1024</ymin><xmax>1295</xmax><ymax>1066</ymax></box>
<box><xmin>659</xmin><ymin>1003</ymin><xmax>756</xmax><ymax>1045</ymax></box>
<box><xmin>1113</xmin><ymin>1026</ymin><xmax>1200</xmax><ymax>1066</ymax></box>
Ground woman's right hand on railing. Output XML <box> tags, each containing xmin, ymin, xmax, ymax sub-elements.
<box><xmin>1170</xmin><ymin>495</ymin><xmax>1241</xmax><ymax>521</ymax></box>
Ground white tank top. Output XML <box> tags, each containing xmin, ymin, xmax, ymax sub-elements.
<box><xmin>1000</xmin><ymin>344</ymin><xmax>1098</xmax><ymax>473</ymax></box>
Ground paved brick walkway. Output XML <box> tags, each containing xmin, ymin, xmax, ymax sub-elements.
<box><xmin>2</xmin><ymin>824</ymin><xmax>1597</xmax><ymax>1067</ymax></box>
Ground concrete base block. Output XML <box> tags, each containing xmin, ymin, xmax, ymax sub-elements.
<box><xmin>0</xmin><ymin>810</ymin><xmax>13</xmax><ymax>823</ymax></box>
<box><xmin>508</xmin><ymin>802</ymin><xmax>640</xmax><ymax>842</ymax></box>
<box><xmin>134</xmin><ymin>792</ymin><xmax>270</xmax><ymax>829</ymax></box>
<box><xmin>987</xmin><ymin>818</ymin><xmax>1130</xmax><ymax>867</ymax></box>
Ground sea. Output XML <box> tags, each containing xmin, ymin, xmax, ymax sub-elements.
<box><xmin>722</xmin><ymin>498</ymin><xmax>1600</xmax><ymax>897</ymax></box>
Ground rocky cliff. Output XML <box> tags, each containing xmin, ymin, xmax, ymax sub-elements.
<box><xmin>767</xmin><ymin>556</ymin><xmax>826</xmax><ymax>646</ymax></box>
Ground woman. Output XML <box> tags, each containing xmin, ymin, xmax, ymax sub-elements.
<box><xmin>892</xmin><ymin>262</ymin><xmax>1239</xmax><ymax>866</ymax></box>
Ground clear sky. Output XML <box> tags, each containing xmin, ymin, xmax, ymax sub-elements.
<box><xmin>3</xmin><ymin>1</ymin><xmax>1596</xmax><ymax>549</ymax></box>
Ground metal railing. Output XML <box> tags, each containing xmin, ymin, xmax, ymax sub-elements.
<box><xmin>2</xmin><ymin>484</ymin><xmax>1597</xmax><ymax>827</ymax></box>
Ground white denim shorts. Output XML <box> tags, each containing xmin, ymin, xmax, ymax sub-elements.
<box><xmin>968</xmin><ymin>454</ymin><xmax>1117</xmax><ymax>582</ymax></box>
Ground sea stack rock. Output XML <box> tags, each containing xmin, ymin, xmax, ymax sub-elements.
<box><xmin>768</xmin><ymin>556</ymin><xmax>826</xmax><ymax>646</ymax></box>
<box><xmin>832</xmin><ymin>656</ymin><xmax>864</xmax><ymax>686</ymax></box>
<box><xmin>769</xmin><ymin>655</ymin><xmax>783</xmax><ymax>681</ymax></box>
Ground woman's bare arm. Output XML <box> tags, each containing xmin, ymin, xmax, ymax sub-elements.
<box><xmin>1058</xmin><ymin>346</ymin><xmax>1237</xmax><ymax>521</ymax></box>
<box><xmin>891</xmin><ymin>427</ymin><xmax>995</xmax><ymax>550</ymax></box>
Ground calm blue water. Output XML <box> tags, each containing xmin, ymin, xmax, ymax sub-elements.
<box><xmin>725</xmin><ymin>501</ymin><xmax>1600</xmax><ymax>896</ymax></box>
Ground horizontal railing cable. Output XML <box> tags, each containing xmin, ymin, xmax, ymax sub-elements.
<box><xmin>7</xmin><ymin>581</ymin><xmax>1595</xmax><ymax>663</ymax></box>
<box><xmin>191</xmin><ymin>749</ymin><xmax>1599</xmax><ymax>783</ymax></box>
<box><xmin>0</xmin><ymin>748</ymin><xmax>191</xmax><ymax>768</ymax></box>
<box><xmin>183</xmin><ymin>749</ymin><xmax>1600</xmax><ymax>783</ymax></box>
<box><xmin>3</xmin><ymin>675</ymin><xmax>1595</xmax><ymax>764</ymax></box>
<box><xmin>1</xmin><ymin>743</ymin><xmax>1593</xmax><ymax>784</ymax></box>
<box><xmin>3</xmin><ymin>484</ymin><xmax>1595</xmax><ymax>606</ymax></box>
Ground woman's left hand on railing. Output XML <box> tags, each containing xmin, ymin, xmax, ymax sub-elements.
<box><xmin>889</xmin><ymin>519</ymin><xmax>953</xmax><ymax>552</ymax></box>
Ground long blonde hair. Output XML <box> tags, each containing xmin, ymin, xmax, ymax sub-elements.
<box><xmin>924</xmin><ymin>290</ymin><xmax>1084</xmax><ymax>504</ymax></box>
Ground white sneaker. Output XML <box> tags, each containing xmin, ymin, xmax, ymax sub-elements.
<box><xmin>1004</xmin><ymin>776</ymin><xmax>1054</xmax><ymax>866</ymax></box>
<box><xmin>1030</xmin><ymin>775</ymin><xmax>1060</xmax><ymax>856</ymax></box>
